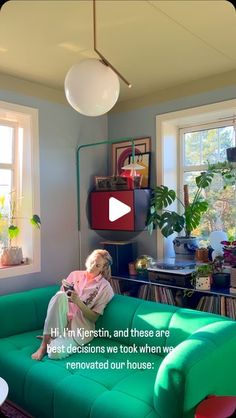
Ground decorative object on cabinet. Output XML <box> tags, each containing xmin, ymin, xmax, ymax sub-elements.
<box><xmin>120</xmin><ymin>162</ymin><xmax>144</xmax><ymax>189</ymax></box>
<box><xmin>195</xmin><ymin>248</ymin><xmax>209</xmax><ymax>262</ymax></box>
<box><xmin>134</xmin><ymin>255</ymin><xmax>153</xmax><ymax>275</ymax></box>
<box><xmin>128</xmin><ymin>152</ymin><xmax>151</xmax><ymax>188</ymax></box>
<box><xmin>209</xmin><ymin>230</ymin><xmax>227</xmax><ymax>259</ymax></box>
<box><xmin>147</xmin><ymin>161</ymin><xmax>235</xmax><ymax>260</ymax></box>
<box><xmin>90</xmin><ymin>189</ymin><xmax>151</xmax><ymax>231</ymax></box>
<box><xmin>111</xmin><ymin>137</ymin><xmax>151</xmax><ymax>176</ymax></box>
<box><xmin>128</xmin><ymin>262</ymin><xmax>137</xmax><ymax>275</ymax></box>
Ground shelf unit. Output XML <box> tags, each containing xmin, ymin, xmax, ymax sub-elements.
<box><xmin>110</xmin><ymin>273</ymin><xmax>236</xmax><ymax>320</ymax></box>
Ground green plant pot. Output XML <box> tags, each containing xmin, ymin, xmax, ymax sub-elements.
<box><xmin>212</xmin><ymin>272</ymin><xmax>230</xmax><ymax>289</ymax></box>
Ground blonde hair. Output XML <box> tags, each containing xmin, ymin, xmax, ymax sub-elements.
<box><xmin>85</xmin><ymin>249</ymin><xmax>112</xmax><ymax>280</ymax></box>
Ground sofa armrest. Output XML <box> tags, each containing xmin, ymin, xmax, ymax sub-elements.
<box><xmin>153</xmin><ymin>320</ymin><xmax>236</xmax><ymax>418</ymax></box>
<box><xmin>0</xmin><ymin>285</ymin><xmax>59</xmax><ymax>338</ymax></box>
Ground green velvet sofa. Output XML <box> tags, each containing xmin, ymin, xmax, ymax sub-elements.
<box><xmin>0</xmin><ymin>285</ymin><xmax>236</xmax><ymax>418</ymax></box>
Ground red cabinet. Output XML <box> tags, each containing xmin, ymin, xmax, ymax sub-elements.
<box><xmin>90</xmin><ymin>189</ymin><xmax>150</xmax><ymax>231</ymax></box>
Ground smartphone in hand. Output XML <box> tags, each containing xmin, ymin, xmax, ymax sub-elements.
<box><xmin>62</xmin><ymin>279</ymin><xmax>74</xmax><ymax>293</ymax></box>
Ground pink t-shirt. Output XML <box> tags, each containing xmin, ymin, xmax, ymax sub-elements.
<box><xmin>62</xmin><ymin>270</ymin><xmax>114</xmax><ymax>344</ymax></box>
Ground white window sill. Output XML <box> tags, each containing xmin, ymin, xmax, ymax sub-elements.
<box><xmin>0</xmin><ymin>261</ymin><xmax>40</xmax><ymax>279</ymax></box>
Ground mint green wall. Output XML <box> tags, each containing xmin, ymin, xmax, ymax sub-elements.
<box><xmin>0</xmin><ymin>90</ymin><xmax>107</xmax><ymax>295</ymax></box>
<box><xmin>108</xmin><ymin>85</ymin><xmax>236</xmax><ymax>258</ymax></box>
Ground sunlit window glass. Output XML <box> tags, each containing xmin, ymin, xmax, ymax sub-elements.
<box><xmin>0</xmin><ymin>125</ymin><xmax>13</xmax><ymax>164</ymax></box>
<box><xmin>182</xmin><ymin>124</ymin><xmax>236</xmax><ymax>244</ymax></box>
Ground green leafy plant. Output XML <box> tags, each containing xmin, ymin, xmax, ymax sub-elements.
<box><xmin>191</xmin><ymin>263</ymin><xmax>213</xmax><ymax>287</ymax></box>
<box><xmin>147</xmin><ymin>161</ymin><xmax>235</xmax><ymax>238</ymax></box>
<box><xmin>0</xmin><ymin>192</ymin><xmax>41</xmax><ymax>247</ymax></box>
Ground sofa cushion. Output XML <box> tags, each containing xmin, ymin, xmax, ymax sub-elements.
<box><xmin>130</xmin><ymin>300</ymin><xmax>177</xmax><ymax>350</ymax></box>
<box><xmin>96</xmin><ymin>294</ymin><xmax>142</xmax><ymax>344</ymax></box>
<box><xmin>167</xmin><ymin>307</ymin><xmax>228</xmax><ymax>347</ymax></box>
<box><xmin>0</xmin><ymin>286</ymin><xmax>58</xmax><ymax>338</ymax></box>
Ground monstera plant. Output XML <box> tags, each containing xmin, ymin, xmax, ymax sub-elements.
<box><xmin>147</xmin><ymin>161</ymin><xmax>235</xmax><ymax>258</ymax></box>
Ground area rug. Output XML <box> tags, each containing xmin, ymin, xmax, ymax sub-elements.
<box><xmin>1</xmin><ymin>401</ymin><xmax>32</xmax><ymax>418</ymax></box>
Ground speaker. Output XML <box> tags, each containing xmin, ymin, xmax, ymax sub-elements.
<box><xmin>101</xmin><ymin>241</ymin><xmax>135</xmax><ymax>275</ymax></box>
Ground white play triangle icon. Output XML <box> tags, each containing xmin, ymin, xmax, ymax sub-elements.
<box><xmin>109</xmin><ymin>197</ymin><xmax>131</xmax><ymax>222</ymax></box>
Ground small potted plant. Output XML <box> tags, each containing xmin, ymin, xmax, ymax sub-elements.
<box><xmin>191</xmin><ymin>264</ymin><xmax>213</xmax><ymax>291</ymax></box>
<box><xmin>211</xmin><ymin>255</ymin><xmax>230</xmax><ymax>289</ymax></box>
<box><xmin>221</xmin><ymin>240</ymin><xmax>236</xmax><ymax>266</ymax></box>
<box><xmin>0</xmin><ymin>193</ymin><xmax>41</xmax><ymax>266</ymax></box>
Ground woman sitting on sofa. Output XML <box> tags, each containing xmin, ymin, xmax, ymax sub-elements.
<box><xmin>31</xmin><ymin>249</ymin><xmax>114</xmax><ymax>361</ymax></box>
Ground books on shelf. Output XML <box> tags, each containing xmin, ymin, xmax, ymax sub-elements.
<box><xmin>196</xmin><ymin>295</ymin><xmax>236</xmax><ymax>319</ymax></box>
<box><xmin>138</xmin><ymin>284</ymin><xmax>150</xmax><ymax>300</ymax></box>
<box><xmin>138</xmin><ymin>284</ymin><xmax>176</xmax><ymax>305</ymax></box>
<box><xmin>109</xmin><ymin>278</ymin><xmax>122</xmax><ymax>294</ymax></box>
<box><xmin>110</xmin><ymin>274</ymin><xmax>236</xmax><ymax>320</ymax></box>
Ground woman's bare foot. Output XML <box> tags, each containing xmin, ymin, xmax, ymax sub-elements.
<box><xmin>31</xmin><ymin>344</ymin><xmax>47</xmax><ymax>361</ymax></box>
<box><xmin>31</xmin><ymin>334</ymin><xmax>51</xmax><ymax>361</ymax></box>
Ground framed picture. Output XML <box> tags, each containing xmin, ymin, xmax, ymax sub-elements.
<box><xmin>111</xmin><ymin>176</ymin><xmax>129</xmax><ymax>190</ymax></box>
<box><xmin>111</xmin><ymin>137</ymin><xmax>151</xmax><ymax>176</ymax></box>
<box><xmin>95</xmin><ymin>176</ymin><xmax>113</xmax><ymax>191</ymax></box>
<box><xmin>95</xmin><ymin>176</ymin><xmax>129</xmax><ymax>191</ymax></box>
<box><xmin>128</xmin><ymin>152</ymin><xmax>151</xmax><ymax>188</ymax></box>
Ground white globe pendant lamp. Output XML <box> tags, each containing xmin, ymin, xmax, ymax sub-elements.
<box><xmin>64</xmin><ymin>0</ymin><xmax>131</xmax><ymax>117</ymax></box>
<box><xmin>65</xmin><ymin>59</ymin><xmax>120</xmax><ymax>117</ymax></box>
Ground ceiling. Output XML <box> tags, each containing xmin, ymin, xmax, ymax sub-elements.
<box><xmin>0</xmin><ymin>0</ymin><xmax>236</xmax><ymax>111</ymax></box>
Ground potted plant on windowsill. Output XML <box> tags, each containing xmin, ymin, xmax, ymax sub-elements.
<box><xmin>0</xmin><ymin>193</ymin><xmax>41</xmax><ymax>266</ymax></box>
<box><xmin>147</xmin><ymin>161</ymin><xmax>235</xmax><ymax>259</ymax></box>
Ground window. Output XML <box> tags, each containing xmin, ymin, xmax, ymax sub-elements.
<box><xmin>0</xmin><ymin>101</ymin><xmax>40</xmax><ymax>279</ymax></box>
<box><xmin>180</xmin><ymin>120</ymin><xmax>236</xmax><ymax>244</ymax></box>
<box><xmin>156</xmin><ymin>99</ymin><xmax>236</xmax><ymax>259</ymax></box>
<box><xmin>0</xmin><ymin>123</ymin><xmax>17</xmax><ymax>245</ymax></box>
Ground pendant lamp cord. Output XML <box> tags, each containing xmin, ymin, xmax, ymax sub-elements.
<box><xmin>93</xmin><ymin>0</ymin><xmax>132</xmax><ymax>88</ymax></box>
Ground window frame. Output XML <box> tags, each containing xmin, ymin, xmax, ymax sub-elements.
<box><xmin>0</xmin><ymin>101</ymin><xmax>40</xmax><ymax>280</ymax></box>
<box><xmin>156</xmin><ymin>99</ymin><xmax>236</xmax><ymax>259</ymax></box>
